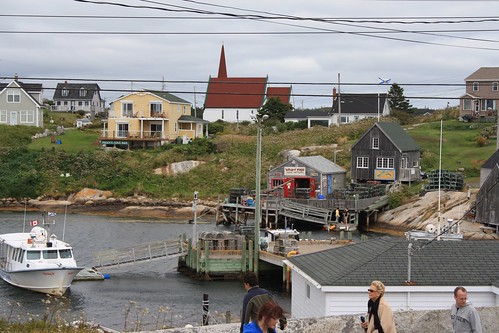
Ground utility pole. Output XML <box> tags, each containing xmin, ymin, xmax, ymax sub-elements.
<box><xmin>338</xmin><ymin>73</ymin><xmax>341</xmax><ymax>126</ymax></box>
<box><xmin>194</xmin><ymin>86</ymin><xmax>197</xmax><ymax>117</ymax></box>
<box><xmin>254</xmin><ymin>115</ymin><xmax>268</xmax><ymax>274</ymax></box>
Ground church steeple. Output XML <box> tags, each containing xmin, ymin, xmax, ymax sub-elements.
<box><xmin>217</xmin><ymin>44</ymin><xmax>228</xmax><ymax>79</ymax></box>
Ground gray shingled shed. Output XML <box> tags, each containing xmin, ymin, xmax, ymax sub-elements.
<box><xmin>285</xmin><ymin>237</ymin><xmax>499</xmax><ymax>320</ymax></box>
<box><xmin>267</xmin><ymin>155</ymin><xmax>346</xmax><ymax>199</ymax></box>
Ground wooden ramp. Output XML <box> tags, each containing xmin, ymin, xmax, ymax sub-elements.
<box><xmin>278</xmin><ymin>200</ymin><xmax>334</xmax><ymax>226</ymax></box>
<box><xmin>93</xmin><ymin>238</ymin><xmax>187</xmax><ymax>269</ymax></box>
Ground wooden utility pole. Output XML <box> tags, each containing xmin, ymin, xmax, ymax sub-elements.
<box><xmin>338</xmin><ymin>73</ymin><xmax>341</xmax><ymax>126</ymax></box>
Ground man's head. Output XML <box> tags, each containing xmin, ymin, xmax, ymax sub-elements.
<box><xmin>243</xmin><ymin>272</ymin><xmax>259</xmax><ymax>290</ymax></box>
<box><xmin>454</xmin><ymin>286</ymin><xmax>468</xmax><ymax>308</ymax></box>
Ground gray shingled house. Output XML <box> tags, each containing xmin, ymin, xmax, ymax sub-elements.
<box><xmin>267</xmin><ymin>156</ymin><xmax>346</xmax><ymax>199</ymax></box>
<box><xmin>350</xmin><ymin>122</ymin><xmax>421</xmax><ymax>183</ymax></box>
<box><xmin>284</xmin><ymin>237</ymin><xmax>499</xmax><ymax>320</ymax></box>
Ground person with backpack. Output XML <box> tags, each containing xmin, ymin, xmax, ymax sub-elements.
<box><xmin>240</xmin><ymin>272</ymin><xmax>276</xmax><ymax>333</ymax></box>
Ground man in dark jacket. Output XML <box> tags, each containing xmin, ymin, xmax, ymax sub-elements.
<box><xmin>240</xmin><ymin>272</ymin><xmax>275</xmax><ymax>333</ymax></box>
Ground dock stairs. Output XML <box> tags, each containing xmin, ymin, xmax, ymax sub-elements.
<box><xmin>93</xmin><ymin>237</ymin><xmax>187</xmax><ymax>270</ymax></box>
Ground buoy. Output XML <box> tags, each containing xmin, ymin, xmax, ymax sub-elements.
<box><xmin>103</xmin><ymin>274</ymin><xmax>111</xmax><ymax>279</ymax></box>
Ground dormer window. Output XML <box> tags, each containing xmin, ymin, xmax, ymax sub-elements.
<box><xmin>472</xmin><ymin>82</ymin><xmax>479</xmax><ymax>92</ymax></box>
<box><xmin>79</xmin><ymin>87</ymin><xmax>87</xmax><ymax>97</ymax></box>
<box><xmin>62</xmin><ymin>87</ymin><xmax>69</xmax><ymax>97</ymax></box>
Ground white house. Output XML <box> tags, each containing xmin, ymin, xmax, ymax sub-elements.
<box><xmin>284</xmin><ymin>237</ymin><xmax>499</xmax><ymax>319</ymax></box>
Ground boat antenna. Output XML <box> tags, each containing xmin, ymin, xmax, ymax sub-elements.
<box><xmin>437</xmin><ymin>119</ymin><xmax>443</xmax><ymax>241</ymax></box>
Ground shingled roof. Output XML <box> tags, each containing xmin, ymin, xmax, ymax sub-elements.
<box><xmin>53</xmin><ymin>83</ymin><xmax>101</xmax><ymax>100</ymax></box>
<box><xmin>482</xmin><ymin>149</ymin><xmax>499</xmax><ymax>169</ymax></box>
<box><xmin>288</xmin><ymin>237</ymin><xmax>499</xmax><ymax>287</ymax></box>
<box><xmin>293</xmin><ymin>156</ymin><xmax>346</xmax><ymax>174</ymax></box>
<box><xmin>331</xmin><ymin>93</ymin><xmax>388</xmax><ymax>114</ymax></box>
<box><xmin>465</xmin><ymin>67</ymin><xmax>499</xmax><ymax>81</ymax></box>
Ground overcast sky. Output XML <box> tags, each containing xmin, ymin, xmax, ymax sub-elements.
<box><xmin>2</xmin><ymin>0</ymin><xmax>499</xmax><ymax>110</ymax></box>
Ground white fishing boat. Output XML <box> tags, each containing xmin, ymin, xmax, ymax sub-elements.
<box><xmin>406</xmin><ymin>220</ymin><xmax>463</xmax><ymax>241</ymax></box>
<box><xmin>0</xmin><ymin>215</ymin><xmax>83</xmax><ymax>296</ymax></box>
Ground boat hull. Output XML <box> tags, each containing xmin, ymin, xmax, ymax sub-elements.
<box><xmin>0</xmin><ymin>267</ymin><xmax>83</xmax><ymax>296</ymax></box>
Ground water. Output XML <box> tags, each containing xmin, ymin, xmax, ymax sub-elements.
<box><xmin>0</xmin><ymin>211</ymin><xmax>369</xmax><ymax>331</ymax></box>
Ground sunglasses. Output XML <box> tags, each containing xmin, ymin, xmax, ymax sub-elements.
<box><xmin>367</xmin><ymin>289</ymin><xmax>378</xmax><ymax>292</ymax></box>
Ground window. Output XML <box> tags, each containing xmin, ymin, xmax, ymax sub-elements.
<box><xmin>401</xmin><ymin>157</ymin><xmax>408</xmax><ymax>168</ymax></box>
<box><xmin>376</xmin><ymin>157</ymin><xmax>394</xmax><ymax>169</ymax></box>
<box><xmin>59</xmin><ymin>249</ymin><xmax>73</xmax><ymax>259</ymax></box>
<box><xmin>150</xmin><ymin>102</ymin><xmax>162</xmax><ymax>113</ymax></box>
<box><xmin>357</xmin><ymin>157</ymin><xmax>369</xmax><ymax>169</ymax></box>
<box><xmin>472</xmin><ymin>82</ymin><xmax>479</xmax><ymax>91</ymax></box>
<box><xmin>79</xmin><ymin>87</ymin><xmax>87</xmax><ymax>97</ymax></box>
<box><xmin>122</xmin><ymin>102</ymin><xmax>133</xmax><ymax>117</ymax></box>
<box><xmin>43</xmin><ymin>250</ymin><xmax>58</xmax><ymax>259</ymax></box>
<box><xmin>27</xmin><ymin>251</ymin><xmax>41</xmax><ymax>260</ymax></box>
<box><xmin>78</xmin><ymin>101</ymin><xmax>83</xmax><ymax>106</ymax></box>
<box><xmin>372</xmin><ymin>137</ymin><xmax>379</xmax><ymax>149</ymax></box>
<box><xmin>7</xmin><ymin>90</ymin><xmax>20</xmax><ymax>103</ymax></box>
<box><xmin>493</xmin><ymin>82</ymin><xmax>498</xmax><ymax>91</ymax></box>
<box><xmin>151</xmin><ymin>124</ymin><xmax>162</xmax><ymax>137</ymax></box>
<box><xmin>0</xmin><ymin>111</ymin><xmax>6</xmax><ymax>123</ymax></box>
<box><xmin>236</xmin><ymin>110</ymin><xmax>239</xmax><ymax>120</ymax></box>
<box><xmin>340</xmin><ymin>116</ymin><xmax>349</xmax><ymax>123</ymax></box>
<box><xmin>463</xmin><ymin>99</ymin><xmax>472</xmax><ymax>110</ymax></box>
<box><xmin>485</xmin><ymin>99</ymin><xmax>495</xmax><ymax>111</ymax></box>
<box><xmin>62</xmin><ymin>87</ymin><xmax>69</xmax><ymax>97</ymax></box>
<box><xmin>412</xmin><ymin>160</ymin><xmax>419</xmax><ymax>167</ymax></box>
<box><xmin>20</xmin><ymin>111</ymin><xmax>34</xmax><ymax>123</ymax></box>
<box><xmin>221</xmin><ymin>110</ymin><xmax>224</xmax><ymax>119</ymax></box>
<box><xmin>117</xmin><ymin>123</ymin><xmax>129</xmax><ymax>137</ymax></box>
<box><xmin>306</xmin><ymin>284</ymin><xmax>310</xmax><ymax>299</ymax></box>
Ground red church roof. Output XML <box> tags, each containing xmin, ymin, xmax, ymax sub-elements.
<box><xmin>266</xmin><ymin>86</ymin><xmax>292</xmax><ymax>104</ymax></box>
<box><xmin>204</xmin><ymin>45</ymin><xmax>291</xmax><ymax>109</ymax></box>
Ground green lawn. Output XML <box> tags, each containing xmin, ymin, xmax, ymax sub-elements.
<box><xmin>406</xmin><ymin>120</ymin><xmax>497</xmax><ymax>175</ymax></box>
<box><xmin>28</xmin><ymin>128</ymin><xmax>101</xmax><ymax>153</ymax></box>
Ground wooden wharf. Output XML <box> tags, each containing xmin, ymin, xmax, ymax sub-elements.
<box><xmin>218</xmin><ymin>194</ymin><xmax>389</xmax><ymax>229</ymax></box>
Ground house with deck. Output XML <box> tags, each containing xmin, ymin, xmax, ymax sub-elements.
<box><xmin>203</xmin><ymin>45</ymin><xmax>292</xmax><ymax>123</ymax></box>
<box><xmin>350</xmin><ymin>122</ymin><xmax>421</xmax><ymax>183</ymax></box>
<box><xmin>0</xmin><ymin>78</ymin><xmax>43</xmax><ymax>127</ymax></box>
<box><xmin>52</xmin><ymin>82</ymin><xmax>105</xmax><ymax>114</ymax></box>
<box><xmin>100</xmin><ymin>90</ymin><xmax>206</xmax><ymax>149</ymax></box>
<box><xmin>459</xmin><ymin>67</ymin><xmax>499</xmax><ymax>119</ymax></box>
<box><xmin>284</xmin><ymin>237</ymin><xmax>499</xmax><ymax>320</ymax></box>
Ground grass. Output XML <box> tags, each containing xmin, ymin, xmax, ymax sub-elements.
<box><xmin>406</xmin><ymin>120</ymin><xmax>497</xmax><ymax>176</ymax></box>
<box><xmin>28</xmin><ymin>128</ymin><xmax>101</xmax><ymax>153</ymax></box>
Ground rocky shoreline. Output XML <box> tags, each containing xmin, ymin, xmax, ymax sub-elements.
<box><xmin>0</xmin><ymin>188</ymin><xmax>218</xmax><ymax>220</ymax></box>
<box><xmin>1</xmin><ymin>188</ymin><xmax>497</xmax><ymax>240</ymax></box>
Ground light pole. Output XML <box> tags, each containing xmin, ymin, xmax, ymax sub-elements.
<box><xmin>193</xmin><ymin>191</ymin><xmax>198</xmax><ymax>245</ymax></box>
<box><xmin>254</xmin><ymin>115</ymin><xmax>268</xmax><ymax>261</ymax></box>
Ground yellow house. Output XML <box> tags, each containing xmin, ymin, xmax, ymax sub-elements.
<box><xmin>101</xmin><ymin>90</ymin><xmax>206</xmax><ymax>149</ymax></box>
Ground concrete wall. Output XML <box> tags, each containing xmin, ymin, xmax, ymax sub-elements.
<box><xmin>135</xmin><ymin>306</ymin><xmax>498</xmax><ymax>333</ymax></box>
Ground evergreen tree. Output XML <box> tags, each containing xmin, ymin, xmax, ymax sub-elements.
<box><xmin>388</xmin><ymin>83</ymin><xmax>413</xmax><ymax>113</ymax></box>
<box><xmin>257</xmin><ymin>97</ymin><xmax>293</xmax><ymax>123</ymax></box>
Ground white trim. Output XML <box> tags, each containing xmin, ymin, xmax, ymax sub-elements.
<box><xmin>284</xmin><ymin>259</ymin><xmax>322</xmax><ymax>289</ymax></box>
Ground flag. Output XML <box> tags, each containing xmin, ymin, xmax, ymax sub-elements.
<box><xmin>48</xmin><ymin>212</ymin><xmax>57</xmax><ymax>217</ymax></box>
<box><xmin>30</xmin><ymin>220</ymin><xmax>39</xmax><ymax>227</ymax></box>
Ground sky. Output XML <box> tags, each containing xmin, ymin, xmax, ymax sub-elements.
<box><xmin>2</xmin><ymin>0</ymin><xmax>499</xmax><ymax>110</ymax></box>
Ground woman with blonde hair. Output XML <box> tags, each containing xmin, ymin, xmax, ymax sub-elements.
<box><xmin>360</xmin><ymin>280</ymin><xmax>397</xmax><ymax>333</ymax></box>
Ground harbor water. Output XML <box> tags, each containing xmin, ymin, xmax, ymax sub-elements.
<box><xmin>0</xmin><ymin>210</ymin><xmax>365</xmax><ymax>331</ymax></box>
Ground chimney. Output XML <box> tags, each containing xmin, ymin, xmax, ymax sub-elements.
<box><xmin>332</xmin><ymin>87</ymin><xmax>337</xmax><ymax>100</ymax></box>
<box><xmin>14</xmin><ymin>74</ymin><xmax>18</xmax><ymax>82</ymax></box>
